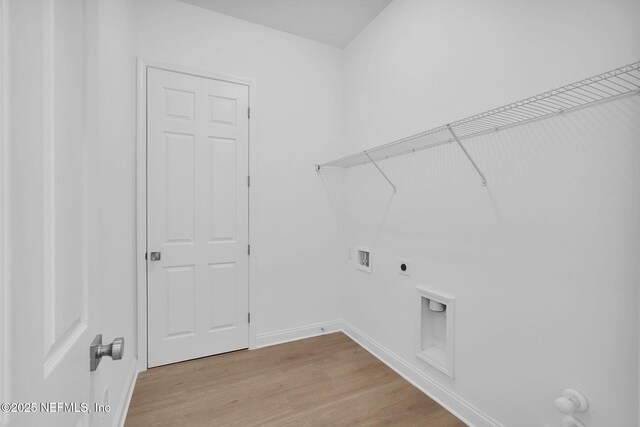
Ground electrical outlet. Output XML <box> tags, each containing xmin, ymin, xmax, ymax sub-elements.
<box><xmin>399</xmin><ymin>259</ymin><xmax>410</xmax><ymax>276</ymax></box>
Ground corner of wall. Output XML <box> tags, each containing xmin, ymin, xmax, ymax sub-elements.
<box><xmin>341</xmin><ymin>321</ymin><xmax>502</xmax><ymax>427</ymax></box>
<box><xmin>114</xmin><ymin>359</ymin><xmax>139</xmax><ymax>427</ymax></box>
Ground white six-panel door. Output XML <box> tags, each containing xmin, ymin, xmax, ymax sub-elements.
<box><xmin>147</xmin><ymin>68</ymin><xmax>249</xmax><ymax>368</ymax></box>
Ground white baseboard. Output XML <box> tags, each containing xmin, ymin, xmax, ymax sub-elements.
<box><xmin>254</xmin><ymin>320</ymin><xmax>342</xmax><ymax>349</ymax></box>
<box><xmin>341</xmin><ymin>321</ymin><xmax>503</xmax><ymax>427</ymax></box>
<box><xmin>115</xmin><ymin>359</ymin><xmax>139</xmax><ymax>427</ymax></box>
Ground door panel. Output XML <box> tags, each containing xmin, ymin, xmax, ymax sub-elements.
<box><xmin>207</xmin><ymin>262</ymin><xmax>238</xmax><ymax>330</ymax></box>
<box><xmin>45</xmin><ymin>0</ymin><xmax>88</xmax><ymax>361</ymax></box>
<box><xmin>166</xmin><ymin>265</ymin><xmax>197</xmax><ymax>338</ymax></box>
<box><xmin>147</xmin><ymin>68</ymin><xmax>249</xmax><ymax>368</ymax></box>
<box><xmin>209</xmin><ymin>137</ymin><xmax>238</xmax><ymax>241</ymax></box>
<box><xmin>43</xmin><ymin>1</ymin><xmax>94</xmax><ymax>424</ymax></box>
<box><xmin>165</xmin><ymin>132</ymin><xmax>196</xmax><ymax>243</ymax></box>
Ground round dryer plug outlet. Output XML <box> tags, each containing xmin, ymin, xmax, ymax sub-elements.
<box><xmin>399</xmin><ymin>259</ymin><xmax>410</xmax><ymax>276</ymax></box>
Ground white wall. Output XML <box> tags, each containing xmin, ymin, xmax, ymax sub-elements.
<box><xmin>134</xmin><ymin>0</ymin><xmax>345</xmax><ymax>341</ymax></box>
<box><xmin>340</xmin><ymin>0</ymin><xmax>640</xmax><ymax>426</ymax></box>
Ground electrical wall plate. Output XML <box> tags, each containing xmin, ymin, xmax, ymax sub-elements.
<box><xmin>356</xmin><ymin>246</ymin><xmax>372</xmax><ymax>272</ymax></box>
<box><xmin>399</xmin><ymin>258</ymin><xmax>410</xmax><ymax>276</ymax></box>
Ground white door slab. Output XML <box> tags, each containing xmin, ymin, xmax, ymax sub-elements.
<box><xmin>147</xmin><ymin>68</ymin><xmax>249</xmax><ymax>368</ymax></box>
<box><xmin>6</xmin><ymin>1</ymin><xmax>102</xmax><ymax>426</ymax></box>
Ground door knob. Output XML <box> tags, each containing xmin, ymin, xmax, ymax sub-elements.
<box><xmin>90</xmin><ymin>334</ymin><xmax>125</xmax><ymax>372</ymax></box>
<box><xmin>150</xmin><ymin>252</ymin><xmax>161</xmax><ymax>261</ymax></box>
<box><xmin>97</xmin><ymin>337</ymin><xmax>124</xmax><ymax>360</ymax></box>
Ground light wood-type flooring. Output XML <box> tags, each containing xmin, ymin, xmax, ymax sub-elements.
<box><xmin>125</xmin><ymin>332</ymin><xmax>466</xmax><ymax>426</ymax></box>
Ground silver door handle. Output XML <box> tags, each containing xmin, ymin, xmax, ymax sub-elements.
<box><xmin>90</xmin><ymin>334</ymin><xmax>125</xmax><ymax>372</ymax></box>
<box><xmin>150</xmin><ymin>252</ymin><xmax>161</xmax><ymax>261</ymax></box>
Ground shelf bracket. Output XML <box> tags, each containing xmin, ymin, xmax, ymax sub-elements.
<box><xmin>364</xmin><ymin>151</ymin><xmax>397</xmax><ymax>193</ymax></box>
<box><xmin>446</xmin><ymin>124</ymin><xmax>487</xmax><ymax>187</ymax></box>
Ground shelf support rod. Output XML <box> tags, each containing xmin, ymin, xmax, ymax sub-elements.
<box><xmin>446</xmin><ymin>124</ymin><xmax>487</xmax><ymax>187</ymax></box>
<box><xmin>364</xmin><ymin>151</ymin><xmax>397</xmax><ymax>193</ymax></box>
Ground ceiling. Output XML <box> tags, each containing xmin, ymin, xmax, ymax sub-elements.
<box><xmin>178</xmin><ymin>0</ymin><xmax>393</xmax><ymax>48</ymax></box>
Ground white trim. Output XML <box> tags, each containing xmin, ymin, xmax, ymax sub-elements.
<box><xmin>0</xmin><ymin>1</ymin><xmax>8</xmax><ymax>425</ymax></box>
<box><xmin>135</xmin><ymin>59</ymin><xmax>147</xmax><ymax>372</ymax></box>
<box><xmin>341</xmin><ymin>321</ymin><xmax>503</xmax><ymax>427</ymax></box>
<box><xmin>255</xmin><ymin>320</ymin><xmax>342</xmax><ymax>349</ymax></box>
<box><xmin>136</xmin><ymin>59</ymin><xmax>256</xmax><ymax>371</ymax></box>
<box><xmin>115</xmin><ymin>360</ymin><xmax>139</xmax><ymax>427</ymax></box>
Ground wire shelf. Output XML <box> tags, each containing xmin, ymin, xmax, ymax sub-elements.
<box><xmin>317</xmin><ymin>61</ymin><xmax>640</xmax><ymax>171</ymax></box>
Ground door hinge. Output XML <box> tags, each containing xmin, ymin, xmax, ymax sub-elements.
<box><xmin>247</xmin><ymin>176</ymin><xmax>250</xmax><ymax>187</ymax></box>
<box><xmin>248</xmin><ymin>106</ymin><xmax>251</xmax><ymax>119</ymax></box>
<box><xmin>145</xmin><ymin>252</ymin><xmax>147</xmax><ymax>260</ymax></box>
<box><xmin>247</xmin><ymin>244</ymin><xmax>251</xmax><ymax>255</ymax></box>
<box><xmin>248</xmin><ymin>313</ymin><xmax>251</xmax><ymax>323</ymax></box>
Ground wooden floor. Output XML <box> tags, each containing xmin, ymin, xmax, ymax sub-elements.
<box><xmin>125</xmin><ymin>333</ymin><xmax>466</xmax><ymax>426</ymax></box>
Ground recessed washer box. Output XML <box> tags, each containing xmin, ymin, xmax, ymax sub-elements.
<box><xmin>416</xmin><ymin>287</ymin><xmax>455</xmax><ymax>378</ymax></box>
<box><xmin>356</xmin><ymin>246</ymin><xmax>371</xmax><ymax>272</ymax></box>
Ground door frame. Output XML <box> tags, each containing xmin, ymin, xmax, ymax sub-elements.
<box><xmin>136</xmin><ymin>59</ymin><xmax>255</xmax><ymax>372</ymax></box>
<box><xmin>0</xmin><ymin>1</ymin><xmax>7</xmax><ymax>423</ymax></box>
